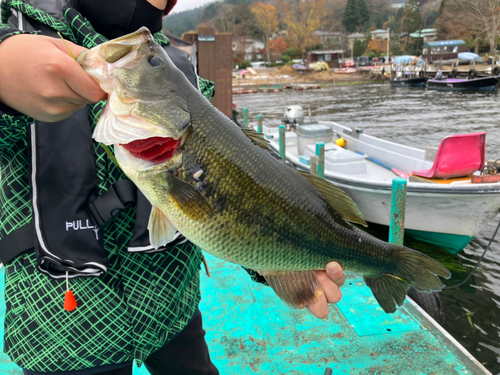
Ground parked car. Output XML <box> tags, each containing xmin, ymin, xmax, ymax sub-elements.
<box><xmin>342</xmin><ymin>59</ymin><xmax>355</xmax><ymax>68</ymax></box>
<box><xmin>356</xmin><ymin>56</ymin><xmax>372</xmax><ymax>67</ymax></box>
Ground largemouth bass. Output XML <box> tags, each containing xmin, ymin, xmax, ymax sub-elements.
<box><xmin>78</xmin><ymin>28</ymin><xmax>450</xmax><ymax>313</ymax></box>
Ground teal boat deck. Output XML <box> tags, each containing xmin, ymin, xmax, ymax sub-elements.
<box><xmin>0</xmin><ymin>254</ymin><xmax>492</xmax><ymax>374</ymax></box>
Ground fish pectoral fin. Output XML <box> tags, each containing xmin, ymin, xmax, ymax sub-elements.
<box><xmin>165</xmin><ymin>173</ymin><xmax>213</xmax><ymax>222</ymax></box>
<box><xmin>148</xmin><ymin>206</ymin><xmax>177</xmax><ymax>249</ymax></box>
<box><xmin>260</xmin><ymin>270</ymin><xmax>322</xmax><ymax>307</ymax></box>
<box><xmin>299</xmin><ymin>171</ymin><xmax>367</xmax><ymax>227</ymax></box>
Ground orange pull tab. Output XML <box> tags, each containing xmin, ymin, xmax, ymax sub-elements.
<box><xmin>64</xmin><ymin>290</ymin><xmax>77</xmax><ymax>312</ymax></box>
<box><xmin>64</xmin><ymin>271</ymin><xmax>77</xmax><ymax>311</ymax></box>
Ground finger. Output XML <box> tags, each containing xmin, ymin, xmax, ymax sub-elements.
<box><xmin>62</xmin><ymin>57</ymin><xmax>107</xmax><ymax>103</ymax></box>
<box><xmin>305</xmin><ymin>290</ymin><xmax>329</xmax><ymax>319</ymax></box>
<box><xmin>315</xmin><ymin>270</ymin><xmax>343</xmax><ymax>304</ymax></box>
<box><xmin>326</xmin><ymin>261</ymin><xmax>345</xmax><ymax>286</ymax></box>
<box><xmin>52</xmin><ymin>41</ymin><xmax>107</xmax><ymax>103</ymax></box>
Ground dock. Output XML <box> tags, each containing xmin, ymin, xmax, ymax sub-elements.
<box><xmin>0</xmin><ymin>255</ymin><xmax>492</xmax><ymax>374</ymax></box>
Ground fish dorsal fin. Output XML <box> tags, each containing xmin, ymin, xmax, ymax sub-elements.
<box><xmin>165</xmin><ymin>173</ymin><xmax>213</xmax><ymax>222</ymax></box>
<box><xmin>241</xmin><ymin>129</ymin><xmax>271</xmax><ymax>149</ymax></box>
<box><xmin>258</xmin><ymin>270</ymin><xmax>322</xmax><ymax>307</ymax></box>
<box><xmin>299</xmin><ymin>171</ymin><xmax>367</xmax><ymax>227</ymax></box>
<box><xmin>148</xmin><ymin>206</ymin><xmax>177</xmax><ymax>249</ymax></box>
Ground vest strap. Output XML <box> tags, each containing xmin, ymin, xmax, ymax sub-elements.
<box><xmin>87</xmin><ymin>180</ymin><xmax>137</xmax><ymax>228</ymax></box>
<box><xmin>0</xmin><ymin>223</ymin><xmax>34</xmax><ymax>264</ymax></box>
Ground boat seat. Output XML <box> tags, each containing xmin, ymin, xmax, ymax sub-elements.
<box><xmin>411</xmin><ymin>132</ymin><xmax>486</xmax><ymax>179</ymax></box>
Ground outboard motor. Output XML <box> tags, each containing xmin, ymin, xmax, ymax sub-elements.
<box><xmin>282</xmin><ymin>105</ymin><xmax>304</xmax><ymax>131</ymax></box>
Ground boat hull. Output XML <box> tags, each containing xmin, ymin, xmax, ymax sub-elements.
<box><xmin>390</xmin><ymin>77</ymin><xmax>428</xmax><ymax>87</ymax></box>
<box><xmin>428</xmin><ymin>76</ymin><xmax>500</xmax><ymax>91</ymax></box>
<box><xmin>327</xmin><ymin>181</ymin><xmax>493</xmax><ymax>253</ymax></box>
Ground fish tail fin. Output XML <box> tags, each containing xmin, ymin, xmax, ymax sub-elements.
<box><xmin>365</xmin><ymin>246</ymin><xmax>451</xmax><ymax>314</ymax></box>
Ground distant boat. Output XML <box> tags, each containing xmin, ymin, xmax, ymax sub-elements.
<box><xmin>334</xmin><ymin>68</ymin><xmax>357</xmax><ymax>74</ymax></box>
<box><xmin>458</xmin><ymin>52</ymin><xmax>482</xmax><ymax>62</ymax></box>
<box><xmin>390</xmin><ymin>76</ymin><xmax>428</xmax><ymax>87</ymax></box>
<box><xmin>427</xmin><ymin>75</ymin><xmax>499</xmax><ymax>91</ymax></box>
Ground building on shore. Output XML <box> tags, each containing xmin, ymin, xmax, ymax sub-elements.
<box><xmin>370</xmin><ymin>29</ymin><xmax>389</xmax><ymax>40</ymax></box>
<box><xmin>421</xmin><ymin>40</ymin><xmax>467</xmax><ymax>62</ymax></box>
<box><xmin>409</xmin><ymin>28</ymin><xmax>437</xmax><ymax>44</ymax></box>
<box><xmin>307</xmin><ymin>48</ymin><xmax>344</xmax><ymax>68</ymax></box>
<box><xmin>232</xmin><ymin>37</ymin><xmax>265</xmax><ymax>62</ymax></box>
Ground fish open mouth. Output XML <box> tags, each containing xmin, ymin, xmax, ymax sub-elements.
<box><xmin>121</xmin><ymin>137</ymin><xmax>181</xmax><ymax>163</ymax></box>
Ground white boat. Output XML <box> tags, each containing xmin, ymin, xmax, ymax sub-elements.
<box><xmin>257</xmin><ymin>117</ymin><xmax>500</xmax><ymax>254</ymax></box>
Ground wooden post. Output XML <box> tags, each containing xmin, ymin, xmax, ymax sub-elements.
<box><xmin>243</xmin><ymin>108</ymin><xmax>248</xmax><ymax>128</ymax></box>
<box><xmin>310</xmin><ymin>156</ymin><xmax>318</xmax><ymax>176</ymax></box>
<box><xmin>389</xmin><ymin>178</ymin><xmax>407</xmax><ymax>245</ymax></box>
<box><xmin>316</xmin><ymin>142</ymin><xmax>325</xmax><ymax>178</ymax></box>
<box><xmin>279</xmin><ymin>125</ymin><xmax>286</xmax><ymax>160</ymax></box>
<box><xmin>257</xmin><ymin>114</ymin><xmax>263</xmax><ymax>133</ymax></box>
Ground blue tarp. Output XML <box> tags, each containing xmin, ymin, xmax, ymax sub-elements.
<box><xmin>394</xmin><ymin>55</ymin><xmax>418</xmax><ymax>64</ymax></box>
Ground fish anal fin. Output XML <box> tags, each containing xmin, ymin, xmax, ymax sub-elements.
<box><xmin>260</xmin><ymin>270</ymin><xmax>322</xmax><ymax>307</ymax></box>
<box><xmin>165</xmin><ymin>173</ymin><xmax>213</xmax><ymax>222</ymax></box>
<box><xmin>148</xmin><ymin>206</ymin><xmax>177</xmax><ymax>249</ymax></box>
<box><xmin>364</xmin><ymin>274</ymin><xmax>411</xmax><ymax>314</ymax></box>
<box><xmin>299</xmin><ymin>171</ymin><xmax>367</xmax><ymax>227</ymax></box>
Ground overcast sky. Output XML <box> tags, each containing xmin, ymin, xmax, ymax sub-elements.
<box><xmin>171</xmin><ymin>0</ymin><xmax>218</xmax><ymax>14</ymax></box>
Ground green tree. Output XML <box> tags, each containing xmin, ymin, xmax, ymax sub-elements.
<box><xmin>401</xmin><ymin>0</ymin><xmax>423</xmax><ymax>51</ymax></box>
<box><xmin>438</xmin><ymin>0</ymin><xmax>445</xmax><ymax>16</ymax></box>
<box><xmin>353</xmin><ymin>39</ymin><xmax>367</xmax><ymax>56</ymax></box>
<box><xmin>342</xmin><ymin>0</ymin><xmax>360</xmax><ymax>33</ymax></box>
<box><xmin>357</xmin><ymin>0</ymin><xmax>370</xmax><ymax>29</ymax></box>
<box><xmin>342</xmin><ymin>0</ymin><xmax>370</xmax><ymax>32</ymax></box>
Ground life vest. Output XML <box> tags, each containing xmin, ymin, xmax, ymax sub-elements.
<box><xmin>0</xmin><ymin>1</ymin><xmax>199</xmax><ymax>278</ymax></box>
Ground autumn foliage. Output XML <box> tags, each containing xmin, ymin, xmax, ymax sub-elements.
<box><xmin>365</xmin><ymin>38</ymin><xmax>387</xmax><ymax>55</ymax></box>
<box><xmin>269</xmin><ymin>37</ymin><xmax>289</xmax><ymax>58</ymax></box>
<box><xmin>279</xmin><ymin>0</ymin><xmax>329</xmax><ymax>61</ymax></box>
<box><xmin>250</xmin><ymin>3</ymin><xmax>279</xmax><ymax>62</ymax></box>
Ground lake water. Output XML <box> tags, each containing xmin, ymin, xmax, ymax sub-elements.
<box><xmin>234</xmin><ymin>84</ymin><xmax>500</xmax><ymax>374</ymax></box>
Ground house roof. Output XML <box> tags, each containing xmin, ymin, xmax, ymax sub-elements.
<box><xmin>309</xmin><ymin>49</ymin><xmax>344</xmax><ymax>54</ymax></box>
<box><xmin>347</xmin><ymin>33</ymin><xmax>365</xmax><ymax>39</ymax></box>
<box><xmin>313</xmin><ymin>31</ymin><xmax>344</xmax><ymax>37</ymax></box>
<box><xmin>409</xmin><ymin>28</ymin><xmax>437</xmax><ymax>38</ymax></box>
<box><xmin>422</xmin><ymin>40</ymin><xmax>466</xmax><ymax>48</ymax></box>
<box><xmin>371</xmin><ymin>29</ymin><xmax>388</xmax><ymax>34</ymax></box>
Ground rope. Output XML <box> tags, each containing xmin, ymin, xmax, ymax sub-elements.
<box><xmin>444</xmin><ymin>216</ymin><xmax>500</xmax><ymax>290</ymax></box>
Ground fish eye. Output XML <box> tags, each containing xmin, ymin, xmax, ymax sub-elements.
<box><xmin>148</xmin><ymin>55</ymin><xmax>164</xmax><ymax>69</ymax></box>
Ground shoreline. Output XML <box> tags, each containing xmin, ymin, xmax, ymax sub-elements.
<box><xmin>233</xmin><ymin>70</ymin><xmax>381</xmax><ymax>93</ymax></box>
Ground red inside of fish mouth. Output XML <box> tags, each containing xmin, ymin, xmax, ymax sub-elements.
<box><xmin>121</xmin><ymin>137</ymin><xmax>180</xmax><ymax>163</ymax></box>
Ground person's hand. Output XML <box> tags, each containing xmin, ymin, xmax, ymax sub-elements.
<box><xmin>0</xmin><ymin>34</ymin><xmax>106</xmax><ymax>122</ymax></box>
<box><xmin>304</xmin><ymin>262</ymin><xmax>345</xmax><ymax>319</ymax></box>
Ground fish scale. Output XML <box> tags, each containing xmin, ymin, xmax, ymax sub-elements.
<box><xmin>79</xmin><ymin>27</ymin><xmax>451</xmax><ymax>313</ymax></box>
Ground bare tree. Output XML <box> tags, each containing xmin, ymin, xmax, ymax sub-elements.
<box><xmin>449</xmin><ymin>0</ymin><xmax>500</xmax><ymax>55</ymax></box>
<box><xmin>210</xmin><ymin>3</ymin><xmax>234</xmax><ymax>33</ymax></box>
